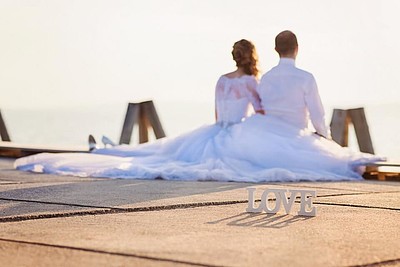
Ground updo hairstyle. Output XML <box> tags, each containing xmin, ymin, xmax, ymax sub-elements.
<box><xmin>231</xmin><ymin>39</ymin><xmax>259</xmax><ymax>77</ymax></box>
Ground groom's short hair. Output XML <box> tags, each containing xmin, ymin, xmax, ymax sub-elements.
<box><xmin>275</xmin><ymin>30</ymin><xmax>298</xmax><ymax>56</ymax></box>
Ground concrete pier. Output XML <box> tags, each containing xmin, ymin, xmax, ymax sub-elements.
<box><xmin>0</xmin><ymin>158</ymin><xmax>399</xmax><ymax>266</ymax></box>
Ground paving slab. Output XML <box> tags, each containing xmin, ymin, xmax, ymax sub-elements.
<box><xmin>1</xmin><ymin>203</ymin><xmax>399</xmax><ymax>267</ymax></box>
<box><xmin>0</xmin><ymin>178</ymin><xmax>386</xmax><ymax>218</ymax></box>
<box><xmin>0</xmin><ymin>170</ymin><xmax>101</xmax><ymax>184</ymax></box>
<box><xmin>0</xmin><ymin>240</ymin><xmax>190</xmax><ymax>267</ymax></box>
<box><xmin>316</xmin><ymin>191</ymin><xmax>400</xmax><ymax>209</ymax></box>
<box><xmin>0</xmin><ymin>179</ymin><xmax>245</xmax><ymax>206</ymax></box>
<box><xmin>0</xmin><ymin>181</ymin><xmax>82</xmax><ymax>193</ymax></box>
<box><xmin>0</xmin><ymin>157</ymin><xmax>15</xmax><ymax>168</ymax></box>
<box><xmin>0</xmin><ymin>160</ymin><xmax>398</xmax><ymax>224</ymax></box>
<box><xmin>1</xmin><ymin>157</ymin><xmax>400</xmax><ymax>266</ymax></box>
<box><xmin>0</xmin><ymin>199</ymin><xmax>108</xmax><ymax>220</ymax></box>
<box><xmin>2</xmin><ymin>172</ymin><xmax>393</xmax><ymax>206</ymax></box>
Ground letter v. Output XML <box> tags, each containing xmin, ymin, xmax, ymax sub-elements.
<box><xmin>280</xmin><ymin>190</ymin><xmax>297</xmax><ymax>214</ymax></box>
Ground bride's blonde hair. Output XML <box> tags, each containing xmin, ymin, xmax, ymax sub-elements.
<box><xmin>232</xmin><ymin>39</ymin><xmax>259</xmax><ymax>77</ymax></box>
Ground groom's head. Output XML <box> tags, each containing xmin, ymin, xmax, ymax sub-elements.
<box><xmin>275</xmin><ymin>30</ymin><xmax>298</xmax><ymax>58</ymax></box>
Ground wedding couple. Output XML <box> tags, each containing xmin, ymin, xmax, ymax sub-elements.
<box><xmin>15</xmin><ymin>30</ymin><xmax>384</xmax><ymax>182</ymax></box>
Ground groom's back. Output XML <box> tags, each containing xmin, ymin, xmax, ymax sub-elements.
<box><xmin>257</xmin><ymin>58</ymin><xmax>316</xmax><ymax>129</ymax></box>
<box><xmin>259</xmin><ymin>30</ymin><xmax>329</xmax><ymax>137</ymax></box>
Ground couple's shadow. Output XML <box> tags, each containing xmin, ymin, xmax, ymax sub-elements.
<box><xmin>207</xmin><ymin>212</ymin><xmax>313</xmax><ymax>229</ymax></box>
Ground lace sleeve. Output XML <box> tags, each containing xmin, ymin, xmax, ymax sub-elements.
<box><xmin>215</xmin><ymin>76</ymin><xmax>225</xmax><ymax>120</ymax></box>
<box><xmin>246</xmin><ymin>76</ymin><xmax>262</xmax><ymax>112</ymax></box>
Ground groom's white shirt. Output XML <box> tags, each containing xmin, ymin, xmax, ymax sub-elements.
<box><xmin>257</xmin><ymin>58</ymin><xmax>330</xmax><ymax>138</ymax></box>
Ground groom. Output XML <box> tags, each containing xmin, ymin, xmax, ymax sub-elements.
<box><xmin>257</xmin><ymin>30</ymin><xmax>331</xmax><ymax>139</ymax></box>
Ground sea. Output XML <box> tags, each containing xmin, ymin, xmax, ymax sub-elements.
<box><xmin>2</xmin><ymin>101</ymin><xmax>400</xmax><ymax>161</ymax></box>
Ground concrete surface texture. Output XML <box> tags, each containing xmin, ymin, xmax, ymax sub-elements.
<box><xmin>0</xmin><ymin>157</ymin><xmax>399</xmax><ymax>267</ymax></box>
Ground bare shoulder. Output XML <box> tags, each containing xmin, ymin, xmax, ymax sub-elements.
<box><xmin>222</xmin><ymin>71</ymin><xmax>254</xmax><ymax>80</ymax></box>
<box><xmin>223</xmin><ymin>71</ymin><xmax>239</xmax><ymax>78</ymax></box>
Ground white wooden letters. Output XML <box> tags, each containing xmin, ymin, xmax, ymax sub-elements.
<box><xmin>246</xmin><ymin>187</ymin><xmax>317</xmax><ymax>217</ymax></box>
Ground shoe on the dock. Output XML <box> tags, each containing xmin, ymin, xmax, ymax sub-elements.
<box><xmin>88</xmin><ymin>134</ymin><xmax>98</xmax><ymax>151</ymax></box>
<box><xmin>102</xmin><ymin>135</ymin><xmax>117</xmax><ymax>147</ymax></box>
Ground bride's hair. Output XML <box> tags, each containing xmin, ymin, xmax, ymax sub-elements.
<box><xmin>232</xmin><ymin>39</ymin><xmax>259</xmax><ymax>77</ymax></box>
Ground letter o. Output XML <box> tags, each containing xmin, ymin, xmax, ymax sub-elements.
<box><xmin>261</xmin><ymin>189</ymin><xmax>282</xmax><ymax>214</ymax></box>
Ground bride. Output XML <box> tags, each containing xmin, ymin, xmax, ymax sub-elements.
<box><xmin>14</xmin><ymin>39</ymin><xmax>384</xmax><ymax>182</ymax></box>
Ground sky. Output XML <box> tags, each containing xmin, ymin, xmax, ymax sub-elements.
<box><xmin>1</xmin><ymin>0</ymin><xmax>400</xmax><ymax>112</ymax></box>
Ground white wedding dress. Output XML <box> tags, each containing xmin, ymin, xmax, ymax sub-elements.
<box><xmin>14</xmin><ymin>75</ymin><xmax>384</xmax><ymax>182</ymax></box>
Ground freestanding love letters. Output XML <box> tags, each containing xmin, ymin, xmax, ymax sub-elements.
<box><xmin>246</xmin><ymin>188</ymin><xmax>317</xmax><ymax>217</ymax></box>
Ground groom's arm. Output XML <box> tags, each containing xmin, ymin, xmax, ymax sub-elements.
<box><xmin>305</xmin><ymin>75</ymin><xmax>331</xmax><ymax>139</ymax></box>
